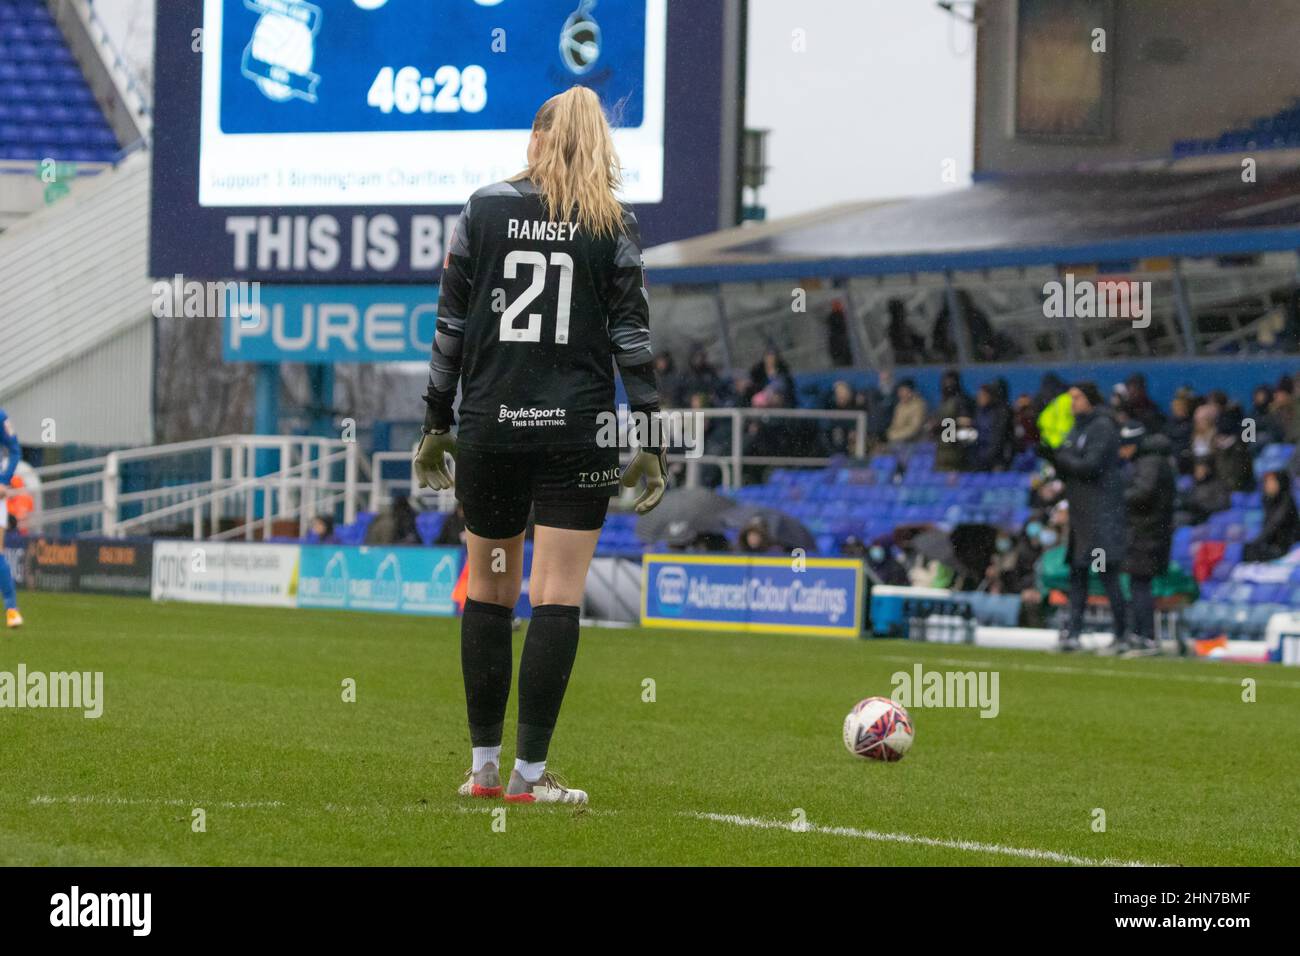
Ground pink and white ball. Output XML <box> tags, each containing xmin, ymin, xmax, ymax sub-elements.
<box><xmin>843</xmin><ymin>696</ymin><xmax>915</xmax><ymax>762</ymax></box>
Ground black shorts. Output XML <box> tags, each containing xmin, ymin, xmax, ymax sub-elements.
<box><xmin>454</xmin><ymin>443</ymin><xmax>619</xmax><ymax>539</ymax></box>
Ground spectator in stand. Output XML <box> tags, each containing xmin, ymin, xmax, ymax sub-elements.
<box><xmin>688</xmin><ymin>390</ymin><xmax>728</xmax><ymax>488</ymax></box>
<box><xmin>653</xmin><ymin>352</ymin><xmax>685</xmax><ymax>408</ymax></box>
<box><xmin>364</xmin><ymin>495</ymin><xmax>419</xmax><ymax>546</ymax></box>
<box><xmin>1288</xmin><ymin>443</ymin><xmax>1300</xmax><ymax>483</ymax></box>
<box><xmin>1120</xmin><ymin>421</ymin><xmax>1176</xmax><ymax>655</ymax></box>
<box><xmin>823</xmin><ymin>379</ymin><xmax>865</xmax><ymax>457</ymax></box>
<box><xmin>886</xmin><ymin>378</ymin><xmax>927</xmax><ymax>444</ymax></box>
<box><xmin>666</xmin><ymin>528</ymin><xmax>730</xmax><ymax>553</ymax></box>
<box><xmin>1250</xmin><ymin>384</ymin><xmax>1284</xmax><ymax>447</ymax></box>
<box><xmin>984</xmin><ymin>523</ymin><xmax>1041</xmax><ymax>596</ymax></box>
<box><xmin>1213</xmin><ymin>403</ymin><xmax>1256</xmax><ymax>492</ymax></box>
<box><xmin>932</xmin><ymin>290</ymin><xmax>1018</xmax><ymax>363</ymax></box>
<box><xmin>1017</xmin><ymin>517</ymin><xmax>1054</xmax><ymax>627</ymax></box>
<box><xmin>1268</xmin><ymin>377</ymin><xmax>1300</xmax><ymax>443</ymax></box>
<box><xmin>864</xmin><ymin>369</ymin><xmax>896</xmax><ymax>446</ymax></box>
<box><xmin>737</xmin><ymin>515</ymin><xmax>782</xmax><ymax>554</ymax></box>
<box><xmin>1122</xmin><ymin>373</ymin><xmax>1165</xmax><ymax>433</ymax></box>
<box><xmin>886</xmin><ymin>299</ymin><xmax>928</xmax><ymax>365</ymax></box>
<box><xmin>435</xmin><ymin>502</ymin><xmax>469</xmax><ymax>546</ymax></box>
<box><xmin>307</xmin><ymin>514</ymin><xmax>336</xmax><ymax>544</ymax></box>
<box><xmin>1189</xmin><ymin>402</ymin><xmax>1218</xmax><ymax>466</ymax></box>
<box><xmin>1243</xmin><ymin>470</ymin><xmax>1300</xmax><ymax>562</ymax></box>
<box><xmin>1175</xmin><ymin>458</ymin><xmax>1232</xmax><ymax>527</ymax></box>
<box><xmin>971</xmin><ymin>379</ymin><xmax>1015</xmax><ymax>472</ymax></box>
<box><xmin>1164</xmin><ymin>388</ymin><xmax>1195</xmax><ymax>473</ymax></box>
<box><xmin>1039</xmin><ymin>382</ymin><xmax>1129</xmax><ymax>653</ymax></box>
<box><xmin>1282</xmin><ymin>288</ymin><xmax>1300</xmax><ymax>352</ymax></box>
<box><xmin>726</xmin><ymin>372</ymin><xmax>756</xmax><ymax>408</ymax></box>
<box><xmin>826</xmin><ymin>299</ymin><xmax>854</xmax><ymax>367</ymax></box>
<box><xmin>743</xmin><ymin>385</ymin><xmax>823</xmax><ymax>483</ymax></box>
<box><xmin>864</xmin><ymin>537</ymin><xmax>909</xmax><ymax>585</ymax></box>
<box><xmin>750</xmin><ymin>348</ymin><xmax>796</xmax><ymax>404</ymax></box>
<box><xmin>1109</xmin><ymin>382</ymin><xmax>1130</xmax><ymax>421</ymax></box>
<box><xmin>1012</xmin><ymin>393</ymin><xmax>1040</xmax><ymax>453</ymax></box>
<box><xmin>931</xmin><ymin>369</ymin><xmax>974</xmax><ymax>472</ymax></box>
<box><xmin>841</xmin><ymin>534</ymin><xmax>867</xmax><ymax>558</ymax></box>
<box><xmin>683</xmin><ymin>347</ymin><xmax>725</xmax><ymax>405</ymax></box>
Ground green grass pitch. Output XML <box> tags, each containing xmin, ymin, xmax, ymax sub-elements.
<box><xmin>2</xmin><ymin>592</ymin><xmax>1297</xmax><ymax>866</ymax></box>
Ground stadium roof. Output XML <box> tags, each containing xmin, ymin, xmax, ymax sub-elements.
<box><xmin>643</xmin><ymin>164</ymin><xmax>1300</xmax><ymax>285</ymax></box>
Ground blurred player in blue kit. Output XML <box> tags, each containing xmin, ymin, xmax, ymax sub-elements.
<box><xmin>0</xmin><ymin>409</ymin><xmax>22</xmax><ymax>628</ymax></box>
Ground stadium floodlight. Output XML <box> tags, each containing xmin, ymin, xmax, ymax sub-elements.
<box><xmin>742</xmin><ymin>128</ymin><xmax>770</xmax><ymax>192</ymax></box>
<box><xmin>936</xmin><ymin>1</ymin><xmax>981</xmax><ymax>25</ymax></box>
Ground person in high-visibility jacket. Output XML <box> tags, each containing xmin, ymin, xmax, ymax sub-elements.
<box><xmin>1037</xmin><ymin>389</ymin><xmax>1075</xmax><ymax>449</ymax></box>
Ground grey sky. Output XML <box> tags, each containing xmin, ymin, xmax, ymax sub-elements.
<box><xmin>745</xmin><ymin>0</ymin><xmax>975</xmax><ymax>217</ymax></box>
<box><xmin>94</xmin><ymin>0</ymin><xmax>974</xmax><ymax>220</ymax></box>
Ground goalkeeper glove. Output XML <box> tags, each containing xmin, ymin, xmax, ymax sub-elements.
<box><xmin>413</xmin><ymin>428</ymin><xmax>456</xmax><ymax>491</ymax></box>
<box><xmin>620</xmin><ymin>447</ymin><xmax>668</xmax><ymax>514</ymax></box>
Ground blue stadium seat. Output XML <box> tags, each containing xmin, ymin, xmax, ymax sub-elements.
<box><xmin>415</xmin><ymin>511</ymin><xmax>447</xmax><ymax>545</ymax></box>
<box><xmin>0</xmin><ymin>3</ymin><xmax>119</xmax><ymax>163</ymax></box>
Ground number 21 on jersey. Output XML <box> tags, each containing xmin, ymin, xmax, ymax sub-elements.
<box><xmin>499</xmin><ymin>250</ymin><xmax>574</xmax><ymax>344</ymax></box>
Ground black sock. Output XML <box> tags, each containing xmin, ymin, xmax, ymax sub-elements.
<box><xmin>461</xmin><ymin>598</ymin><xmax>515</xmax><ymax>747</ymax></box>
<box><xmin>516</xmin><ymin>604</ymin><xmax>581</xmax><ymax>764</ymax></box>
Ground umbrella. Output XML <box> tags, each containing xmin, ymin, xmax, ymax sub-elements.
<box><xmin>635</xmin><ymin>487</ymin><xmax>733</xmax><ymax>544</ymax></box>
<box><xmin>908</xmin><ymin>528</ymin><xmax>955</xmax><ymax>566</ymax></box>
<box><xmin>721</xmin><ymin>503</ymin><xmax>817</xmax><ymax>552</ymax></box>
<box><xmin>951</xmin><ymin>523</ymin><xmax>1000</xmax><ymax>579</ymax></box>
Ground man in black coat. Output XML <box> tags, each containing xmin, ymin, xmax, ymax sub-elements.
<box><xmin>1120</xmin><ymin>423</ymin><xmax>1176</xmax><ymax>655</ymax></box>
<box><xmin>1041</xmin><ymin>383</ymin><xmax>1129</xmax><ymax>652</ymax></box>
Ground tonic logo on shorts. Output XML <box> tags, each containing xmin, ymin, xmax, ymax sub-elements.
<box><xmin>498</xmin><ymin>405</ymin><xmax>568</xmax><ymax>428</ymax></box>
<box><xmin>577</xmin><ymin>467</ymin><xmax>620</xmax><ymax>489</ymax></box>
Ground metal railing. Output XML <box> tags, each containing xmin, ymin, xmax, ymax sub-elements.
<box><xmin>370</xmin><ymin>450</ymin><xmax>417</xmax><ymax>511</ymax></box>
<box><xmin>79</xmin><ymin>0</ymin><xmax>153</xmax><ymax>127</ymax></box>
<box><xmin>26</xmin><ymin>409</ymin><xmax>867</xmax><ymax>539</ymax></box>
<box><xmin>675</xmin><ymin>407</ymin><xmax>869</xmax><ymax>489</ymax></box>
<box><xmin>29</xmin><ymin>435</ymin><xmax>361</xmax><ymax>541</ymax></box>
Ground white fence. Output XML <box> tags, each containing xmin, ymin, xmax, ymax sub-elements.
<box><xmin>30</xmin><ymin>435</ymin><xmax>362</xmax><ymax>541</ymax></box>
<box><xmin>27</xmin><ymin>407</ymin><xmax>869</xmax><ymax>539</ymax></box>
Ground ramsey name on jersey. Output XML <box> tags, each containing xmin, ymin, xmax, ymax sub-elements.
<box><xmin>506</xmin><ymin>219</ymin><xmax>581</xmax><ymax>242</ymax></box>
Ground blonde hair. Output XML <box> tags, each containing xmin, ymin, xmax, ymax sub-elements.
<box><xmin>511</xmin><ymin>86</ymin><xmax>625</xmax><ymax>238</ymax></box>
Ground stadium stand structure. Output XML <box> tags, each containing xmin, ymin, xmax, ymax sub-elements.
<box><xmin>643</xmin><ymin>166</ymin><xmax>1300</xmax><ymax>401</ymax></box>
<box><xmin>304</xmin><ymin>433</ymin><xmax>1296</xmax><ymax>644</ymax></box>
<box><xmin>1174</xmin><ymin>98</ymin><xmax>1300</xmax><ymax>158</ymax></box>
<box><xmin>0</xmin><ymin>0</ymin><xmax>154</xmax><ymax>444</ymax></box>
<box><xmin>0</xmin><ymin>0</ymin><xmax>118</xmax><ymax>162</ymax></box>
<box><xmin>0</xmin><ymin>0</ymin><xmax>147</xmax><ymax>231</ymax></box>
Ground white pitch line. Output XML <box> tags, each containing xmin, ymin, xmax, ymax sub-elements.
<box><xmin>27</xmin><ymin>795</ymin><xmax>616</xmax><ymax>817</ymax></box>
<box><xmin>21</xmin><ymin>796</ymin><xmax>1159</xmax><ymax>864</ymax></box>
<box><xmin>872</xmin><ymin>653</ymin><xmax>1300</xmax><ymax>689</ymax></box>
<box><xmin>29</xmin><ymin>795</ymin><xmax>283</xmax><ymax>810</ymax></box>
<box><xmin>688</xmin><ymin>812</ymin><xmax>1162</xmax><ymax>867</ymax></box>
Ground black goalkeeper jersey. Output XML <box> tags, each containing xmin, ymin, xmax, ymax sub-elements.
<box><xmin>423</xmin><ymin>177</ymin><xmax>660</xmax><ymax>450</ymax></box>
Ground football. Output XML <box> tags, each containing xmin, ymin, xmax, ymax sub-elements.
<box><xmin>843</xmin><ymin>696</ymin><xmax>915</xmax><ymax>762</ymax></box>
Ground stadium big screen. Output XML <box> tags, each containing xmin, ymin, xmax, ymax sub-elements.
<box><xmin>150</xmin><ymin>0</ymin><xmax>742</xmax><ymax>282</ymax></box>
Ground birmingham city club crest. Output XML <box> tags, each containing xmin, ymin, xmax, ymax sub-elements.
<box><xmin>241</xmin><ymin>0</ymin><xmax>323</xmax><ymax>103</ymax></box>
<box><xmin>560</xmin><ymin>0</ymin><xmax>602</xmax><ymax>75</ymax></box>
